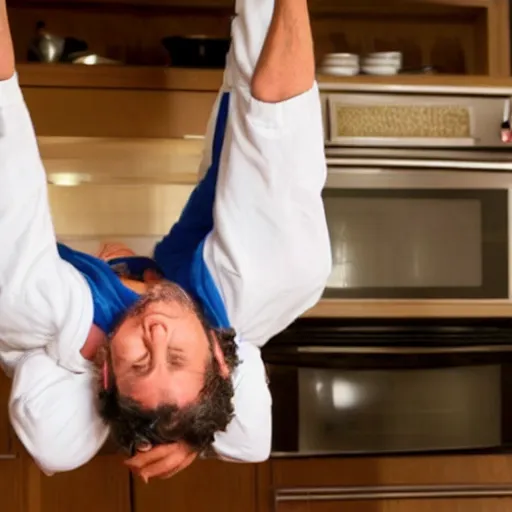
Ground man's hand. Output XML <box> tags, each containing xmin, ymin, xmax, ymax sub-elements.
<box><xmin>125</xmin><ymin>442</ymin><xmax>198</xmax><ymax>483</ymax></box>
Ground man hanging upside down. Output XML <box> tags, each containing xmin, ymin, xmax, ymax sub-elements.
<box><xmin>0</xmin><ymin>0</ymin><xmax>331</xmax><ymax>480</ymax></box>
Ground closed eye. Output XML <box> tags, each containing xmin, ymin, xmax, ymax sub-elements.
<box><xmin>167</xmin><ymin>348</ymin><xmax>185</xmax><ymax>368</ymax></box>
<box><xmin>132</xmin><ymin>353</ymin><xmax>151</xmax><ymax>373</ymax></box>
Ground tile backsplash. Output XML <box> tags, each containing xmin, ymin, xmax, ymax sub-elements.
<box><xmin>49</xmin><ymin>183</ymin><xmax>194</xmax><ymax>238</ymax></box>
<box><xmin>58</xmin><ymin>235</ymin><xmax>162</xmax><ymax>256</ymax></box>
<box><xmin>43</xmin><ymin>136</ymin><xmax>200</xmax><ymax>253</ymax></box>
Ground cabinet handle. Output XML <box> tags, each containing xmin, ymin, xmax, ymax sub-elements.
<box><xmin>295</xmin><ymin>345</ymin><xmax>512</xmax><ymax>355</ymax></box>
<box><xmin>275</xmin><ymin>484</ymin><xmax>512</xmax><ymax>502</ymax></box>
<box><xmin>0</xmin><ymin>454</ymin><xmax>17</xmax><ymax>460</ymax></box>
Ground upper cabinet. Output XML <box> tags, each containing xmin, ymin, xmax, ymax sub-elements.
<box><xmin>5</xmin><ymin>0</ymin><xmax>510</xmax><ymax>138</ymax></box>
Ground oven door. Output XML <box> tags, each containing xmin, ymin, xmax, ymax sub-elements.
<box><xmin>323</xmin><ymin>162</ymin><xmax>510</xmax><ymax>300</ymax></box>
<box><xmin>264</xmin><ymin>320</ymin><xmax>512</xmax><ymax>457</ymax></box>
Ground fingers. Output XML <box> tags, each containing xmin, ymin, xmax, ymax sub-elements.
<box><xmin>125</xmin><ymin>443</ymin><xmax>198</xmax><ymax>482</ymax></box>
<box><xmin>141</xmin><ymin>451</ymin><xmax>198</xmax><ymax>481</ymax></box>
<box><xmin>126</xmin><ymin>444</ymin><xmax>177</xmax><ymax>470</ymax></box>
<box><xmin>97</xmin><ymin>242</ymin><xmax>136</xmax><ymax>261</ymax></box>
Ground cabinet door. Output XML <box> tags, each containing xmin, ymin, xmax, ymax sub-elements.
<box><xmin>0</xmin><ymin>371</ymin><xmax>13</xmax><ymax>454</ymax></box>
<box><xmin>272</xmin><ymin>456</ymin><xmax>512</xmax><ymax>488</ymax></box>
<box><xmin>40</xmin><ymin>455</ymin><xmax>130</xmax><ymax>512</ymax></box>
<box><xmin>276</xmin><ymin>498</ymin><xmax>512</xmax><ymax>512</ymax></box>
<box><xmin>134</xmin><ymin>460</ymin><xmax>258</xmax><ymax>512</ymax></box>
<box><xmin>23</xmin><ymin>88</ymin><xmax>217</xmax><ymax>139</ymax></box>
<box><xmin>0</xmin><ymin>459</ymin><xmax>23</xmax><ymax>512</ymax></box>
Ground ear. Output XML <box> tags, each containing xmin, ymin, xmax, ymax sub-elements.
<box><xmin>211</xmin><ymin>334</ymin><xmax>231</xmax><ymax>379</ymax></box>
<box><xmin>103</xmin><ymin>361</ymin><xmax>109</xmax><ymax>390</ymax></box>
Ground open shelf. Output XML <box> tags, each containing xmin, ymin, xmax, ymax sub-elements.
<box><xmin>8</xmin><ymin>0</ymin><xmax>510</xmax><ymax>76</ymax></box>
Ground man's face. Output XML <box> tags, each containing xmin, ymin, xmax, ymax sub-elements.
<box><xmin>109</xmin><ymin>283</ymin><xmax>223</xmax><ymax>409</ymax></box>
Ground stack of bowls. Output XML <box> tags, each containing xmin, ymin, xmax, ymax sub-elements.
<box><xmin>360</xmin><ymin>52</ymin><xmax>402</xmax><ymax>76</ymax></box>
<box><xmin>318</xmin><ymin>53</ymin><xmax>360</xmax><ymax>76</ymax></box>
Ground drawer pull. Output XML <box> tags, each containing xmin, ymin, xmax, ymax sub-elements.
<box><xmin>276</xmin><ymin>484</ymin><xmax>512</xmax><ymax>502</ymax></box>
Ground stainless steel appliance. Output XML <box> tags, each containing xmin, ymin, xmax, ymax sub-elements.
<box><xmin>320</xmin><ymin>82</ymin><xmax>512</xmax><ymax>304</ymax></box>
<box><xmin>264</xmin><ymin>318</ymin><xmax>512</xmax><ymax>457</ymax></box>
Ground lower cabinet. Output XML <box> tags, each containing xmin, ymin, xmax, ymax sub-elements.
<box><xmin>0</xmin><ymin>458</ymin><xmax>23</xmax><ymax>512</ymax></box>
<box><xmin>275</xmin><ymin>498</ymin><xmax>512</xmax><ymax>512</ymax></box>
<box><xmin>269</xmin><ymin>456</ymin><xmax>512</xmax><ymax>512</ymax></box>
<box><xmin>133</xmin><ymin>459</ymin><xmax>259</xmax><ymax>512</ymax></box>
<box><xmin>38</xmin><ymin>455</ymin><xmax>131</xmax><ymax>512</ymax></box>
<box><xmin>0</xmin><ymin>371</ymin><xmax>14</xmax><ymax>454</ymax></box>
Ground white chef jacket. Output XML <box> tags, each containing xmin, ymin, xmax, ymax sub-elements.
<box><xmin>0</xmin><ymin>0</ymin><xmax>331</xmax><ymax>474</ymax></box>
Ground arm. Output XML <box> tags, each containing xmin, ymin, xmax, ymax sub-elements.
<box><xmin>206</xmin><ymin>0</ymin><xmax>330</xmax><ymax>462</ymax></box>
<box><xmin>0</xmin><ymin>1</ymin><xmax>91</xmax><ymax>365</ymax></box>
<box><xmin>0</xmin><ymin>1</ymin><xmax>13</xmax><ymax>79</ymax></box>
<box><xmin>0</xmin><ymin>4</ymin><xmax>105</xmax><ymax>472</ymax></box>
<box><xmin>205</xmin><ymin>0</ymin><xmax>331</xmax><ymax>348</ymax></box>
<box><xmin>154</xmin><ymin>0</ymin><xmax>330</xmax><ymax>467</ymax></box>
<box><xmin>9</xmin><ymin>351</ymin><xmax>109</xmax><ymax>474</ymax></box>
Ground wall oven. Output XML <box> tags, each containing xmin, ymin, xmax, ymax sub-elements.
<box><xmin>320</xmin><ymin>83</ymin><xmax>512</xmax><ymax>305</ymax></box>
<box><xmin>264</xmin><ymin>318</ymin><xmax>512</xmax><ymax>457</ymax></box>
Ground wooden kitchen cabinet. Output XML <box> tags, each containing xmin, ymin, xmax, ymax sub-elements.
<box><xmin>22</xmin><ymin>87</ymin><xmax>217</xmax><ymax>139</ymax></box>
<box><xmin>0</xmin><ymin>370</ymin><xmax>14</xmax><ymax>455</ymax></box>
<box><xmin>7</xmin><ymin>0</ymin><xmax>510</xmax><ymax>76</ymax></box>
<box><xmin>275</xmin><ymin>498</ymin><xmax>512</xmax><ymax>512</ymax></box>
<box><xmin>271</xmin><ymin>456</ymin><xmax>512</xmax><ymax>488</ymax></box>
<box><xmin>133</xmin><ymin>459</ymin><xmax>259</xmax><ymax>512</ymax></box>
<box><xmin>269</xmin><ymin>457</ymin><xmax>512</xmax><ymax>512</ymax></box>
<box><xmin>0</xmin><ymin>459</ymin><xmax>24</xmax><ymax>512</ymax></box>
<box><xmin>38</xmin><ymin>455</ymin><xmax>131</xmax><ymax>512</ymax></box>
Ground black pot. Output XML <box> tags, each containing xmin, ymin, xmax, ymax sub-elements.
<box><xmin>162</xmin><ymin>36</ymin><xmax>231</xmax><ymax>69</ymax></box>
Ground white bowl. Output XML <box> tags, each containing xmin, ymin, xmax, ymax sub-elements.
<box><xmin>322</xmin><ymin>53</ymin><xmax>359</xmax><ymax>66</ymax></box>
<box><xmin>365</xmin><ymin>51</ymin><xmax>402</xmax><ymax>67</ymax></box>
<box><xmin>361</xmin><ymin>64</ymin><xmax>399</xmax><ymax>76</ymax></box>
<box><xmin>323</xmin><ymin>52</ymin><xmax>359</xmax><ymax>59</ymax></box>
<box><xmin>361</xmin><ymin>57</ymin><xmax>401</xmax><ymax>69</ymax></box>
<box><xmin>319</xmin><ymin>65</ymin><xmax>360</xmax><ymax>77</ymax></box>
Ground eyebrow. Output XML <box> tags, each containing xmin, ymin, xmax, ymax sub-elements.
<box><xmin>133</xmin><ymin>353</ymin><xmax>149</xmax><ymax>364</ymax></box>
<box><xmin>168</xmin><ymin>347</ymin><xmax>185</xmax><ymax>354</ymax></box>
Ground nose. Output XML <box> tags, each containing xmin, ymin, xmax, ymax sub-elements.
<box><xmin>143</xmin><ymin>318</ymin><xmax>169</xmax><ymax>346</ymax></box>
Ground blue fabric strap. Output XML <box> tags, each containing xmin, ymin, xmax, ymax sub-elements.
<box><xmin>154</xmin><ymin>92</ymin><xmax>232</xmax><ymax>328</ymax></box>
<box><xmin>57</xmin><ymin>243</ymin><xmax>139</xmax><ymax>334</ymax></box>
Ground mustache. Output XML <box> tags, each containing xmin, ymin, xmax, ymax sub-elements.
<box><xmin>128</xmin><ymin>281</ymin><xmax>194</xmax><ymax>318</ymax></box>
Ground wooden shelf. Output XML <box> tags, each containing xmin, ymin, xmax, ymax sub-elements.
<box><xmin>17</xmin><ymin>63</ymin><xmax>224</xmax><ymax>91</ymax></box>
<box><xmin>305</xmin><ymin>299</ymin><xmax>512</xmax><ymax>319</ymax></box>
<box><xmin>16</xmin><ymin>63</ymin><xmax>512</xmax><ymax>92</ymax></box>
<box><xmin>4</xmin><ymin>0</ymin><xmax>500</xmax><ymax>13</ymax></box>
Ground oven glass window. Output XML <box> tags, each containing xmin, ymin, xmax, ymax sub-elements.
<box><xmin>323</xmin><ymin>189</ymin><xmax>508</xmax><ymax>299</ymax></box>
<box><xmin>298</xmin><ymin>366</ymin><xmax>501</xmax><ymax>454</ymax></box>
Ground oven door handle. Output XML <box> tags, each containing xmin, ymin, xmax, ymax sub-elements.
<box><xmin>275</xmin><ymin>484</ymin><xmax>512</xmax><ymax>502</ymax></box>
<box><xmin>325</xmin><ymin>157</ymin><xmax>512</xmax><ymax>172</ymax></box>
<box><xmin>295</xmin><ymin>345</ymin><xmax>512</xmax><ymax>355</ymax></box>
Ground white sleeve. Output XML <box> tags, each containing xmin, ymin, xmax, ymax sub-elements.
<box><xmin>204</xmin><ymin>0</ymin><xmax>331</xmax><ymax>463</ymax></box>
<box><xmin>0</xmin><ymin>73</ymin><xmax>92</xmax><ymax>373</ymax></box>
<box><xmin>9</xmin><ymin>350</ymin><xmax>109</xmax><ymax>475</ymax></box>
<box><xmin>204</xmin><ymin>0</ymin><xmax>332</xmax><ymax>348</ymax></box>
<box><xmin>213</xmin><ymin>343</ymin><xmax>271</xmax><ymax>462</ymax></box>
<box><xmin>0</xmin><ymin>73</ymin><xmax>56</xmax><ymax>293</ymax></box>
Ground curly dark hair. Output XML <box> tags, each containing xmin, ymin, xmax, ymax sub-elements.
<box><xmin>97</xmin><ymin>286</ymin><xmax>239</xmax><ymax>456</ymax></box>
